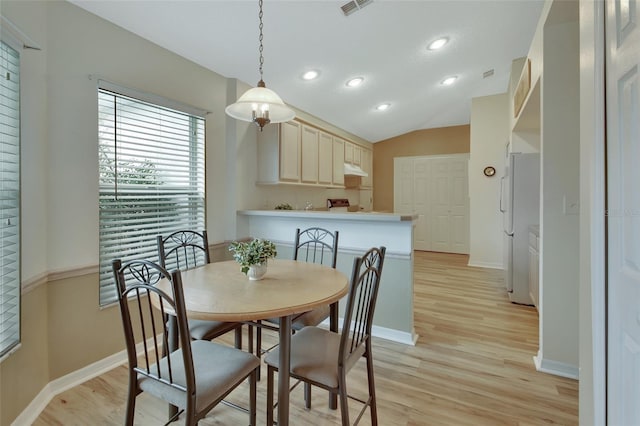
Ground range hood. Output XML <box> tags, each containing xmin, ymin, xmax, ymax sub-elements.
<box><xmin>344</xmin><ymin>163</ymin><xmax>368</xmax><ymax>177</ymax></box>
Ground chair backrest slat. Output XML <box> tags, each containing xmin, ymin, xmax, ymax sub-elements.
<box><xmin>338</xmin><ymin>247</ymin><xmax>386</xmax><ymax>366</ymax></box>
<box><xmin>293</xmin><ymin>227</ymin><xmax>339</xmax><ymax>268</ymax></box>
<box><xmin>158</xmin><ymin>230</ymin><xmax>210</xmax><ymax>271</ymax></box>
<box><xmin>113</xmin><ymin>258</ymin><xmax>195</xmax><ymax>394</ymax></box>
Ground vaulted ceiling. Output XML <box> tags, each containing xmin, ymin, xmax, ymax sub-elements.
<box><xmin>71</xmin><ymin>0</ymin><xmax>544</xmax><ymax>142</ymax></box>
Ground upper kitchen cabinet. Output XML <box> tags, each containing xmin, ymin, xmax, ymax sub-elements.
<box><xmin>257</xmin><ymin>119</ymin><xmax>348</xmax><ymax>188</ymax></box>
<box><xmin>318</xmin><ymin>131</ymin><xmax>333</xmax><ymax>185</ymax></box>
<box><xmin>510</xmin><ymin>56</ymin><xmax>541</xmax><ymax>153</ymax></box>
<box><xmin>332</xmin><ymin>137</ymin><xmax>345</xmax><ymax>186</ymax></box>
<box><xmin>257</xmin><ymin>120</ymin><xmax>301</xmax><ymax>184</ymax></box>
<box><xmin>301</xmin><ymin>124</ymin><xmax>319</xmax><ymax>184</ymax></box>
<box><xmin>344</xmin><ymin>141</ymin><xmax>362</xmax><ymax>166</ymax></box>
<box><xmin>280</xmin><ymin>121</ymin><xmax>302</xmax><ymax>181</ymax></box>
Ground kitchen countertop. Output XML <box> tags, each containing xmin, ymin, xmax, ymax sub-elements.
<box><xmin>237</xmin><ymin>209</ymin><xmax>418</xmax><ymax>222</ymax></box>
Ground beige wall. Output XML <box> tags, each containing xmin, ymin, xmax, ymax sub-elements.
<box><xmin>1</xmin><ymin>285</ymin><xmax>49</xmax><ymax>425</ymax></box>
<box><xmin>0</xmin><ymin>1</ymin><xmax>375</xmax><ymax>423</ymax></box>
<box><xmin>372</xmin><ymin>125</ymin><xmax>470</xmax><ymax>212</ymax></box>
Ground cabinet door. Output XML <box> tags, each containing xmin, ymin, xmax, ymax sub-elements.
<box><xmin>360</xmin><ymin>148</ymin><xmax>372</xmax><ymax>188</ymax></box>
<box><xmin>352</xmin><ymin>144</ymin><xmax>362</xmax><ymax>166</ymax></box>
<box><xmin>279</xmin><ymin>121</ymin><xmax>301</xmax><ymax>182</ymax></box>
<box><xmin>301</xmin><ymin>125</ymin><xmax>319</xmax><ymax>183</ymax></box>
<box><xmin>333</xmin><ymin>137</ymin><xmax>345</xmax><ymax>185</ymax></box>
<box><xmin>344</xmin><ymin>141</ymin><xmax>354</xmax><ymax>164</ymax></box>
<box><xmin>318</xmin><ymin>131</ymin><xmax>333</xmax><ymax>185</ymax></box>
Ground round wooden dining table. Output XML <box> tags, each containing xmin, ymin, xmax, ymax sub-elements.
<box><xmin>156</xmin><ymin>259</ymin><xmax>349</xmax><ymax>426</ymax></box>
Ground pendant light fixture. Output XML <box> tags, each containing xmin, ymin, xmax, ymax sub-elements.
<box><xmin>225</xmin><ymin>0</ymin><xmax>295</xmax><ymax>130</ymax></box>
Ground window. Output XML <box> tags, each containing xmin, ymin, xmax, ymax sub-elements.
<box><xmin>0</xmin><ymin>40</ymin><xmax>21</xmax><ymax>359</ymax></box>
<box><xmin>98</xmin><ymin>88</ymin><xmax>205</xmax><ymax>306</ymax></box>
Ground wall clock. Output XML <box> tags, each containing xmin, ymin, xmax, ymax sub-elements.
<box><xmin>483</xmin><ymin>166</ymin><xmax>496</xmax><ymax>177</ymax></box>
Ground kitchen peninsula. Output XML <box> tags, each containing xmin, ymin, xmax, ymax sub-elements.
<box><xmin>237</xmin><ymin>209</ymin><xmax>418</xmax><ymax>345</ymax></box>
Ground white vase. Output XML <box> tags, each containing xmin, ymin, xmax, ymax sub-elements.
<box><xmin>247</xmin><ymin>262</ymin><xmax>268</xmax><ymax>281</ymax></box>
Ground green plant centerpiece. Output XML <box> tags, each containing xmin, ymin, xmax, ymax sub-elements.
<box><xmin>228</xmin><ymin>238</ymin><xmax>277</xmax><ymax>276</ymax></box>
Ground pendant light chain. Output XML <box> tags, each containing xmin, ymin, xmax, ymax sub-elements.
<box><xmin>258</xmin><ymin>0</ymin><xmax>264</xmax><ymax>83</ymax></box>
<box><xmin>224</xmin><ymin>0</ymin><xmax>295</xmax><ymax>127</ymax></box>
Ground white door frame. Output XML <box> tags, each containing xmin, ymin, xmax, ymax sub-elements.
<box><xmin>582</xmin><ymin>0</ymin><xmax>606</xmax><ymax>424</ymax></box>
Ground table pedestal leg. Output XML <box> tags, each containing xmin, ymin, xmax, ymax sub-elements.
<box><xmin>278</xmin><ymin>315</ymin><xmax>291</xmax><ymax>426</ymax></box>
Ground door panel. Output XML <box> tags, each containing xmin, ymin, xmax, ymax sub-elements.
<box><xmin>394</xmin><ymin>155</ymin><xmax>469</xmax><ymax>254</ymax></box>
<box><xmin>606</xmin><ymin>0</ymin><xmax>640</xmax><ymax>423</ymax></box>
<box><xmin>413</xmin><ymin>159</ymin><xmax>431</xmax><ymax>251</ymax></box>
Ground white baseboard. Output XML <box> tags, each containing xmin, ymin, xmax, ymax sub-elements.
<box><xmin>319</xmin><ymin>318</ymin><xmax>417</xmax><ymax>346</ymax></box>
<box><xmin>533</xmin><ymin>350</ymin><xmax>579</xmax><ymax>380</ymax></box>
<box><xmin>467</xmin><ymin>259</ymin><xmax>504</xmax><ymax>270</ymax></box>
<box><xmin>12</xmin><ymin>344</ymin><xmax>135</xmax><ymax>426</ymax></box>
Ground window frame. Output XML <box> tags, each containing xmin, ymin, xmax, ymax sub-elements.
<box><xmin>97</xmin><ymin>82</ymin><xmax>206</xmax><ymax>306</ymax></box>
<box><xmin>0</xmin><ymin>35</ymin><xmax>22</xmax><ymax>361</ymax></box>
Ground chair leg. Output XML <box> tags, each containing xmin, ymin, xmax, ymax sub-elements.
<box><xmin>304</xmin><ymin>382</ymin><xmax>312</xmax><ymax>409</ymax></box>
<box><xmin>338</xmin><ymin>372</ymin><xmax>350</xmax><ymax>426</ymax></box>
<box><xmin>365</xmin><ymin>349</ymin><xmax>378</xmax><ymax>425</ymax></box>
<box><xmin>234</xmin><ymin>326</ymin><xmax>243</xmax><ymax>350</ymax></box>
<box><xmin>249</xmin><ymin>369</ymin><xmax>257</xmax><ymax>426</ymax></box>
<box><xmin>266</xmin><ymin>365</ymin><xmax>275</xmax><ymax>426</ymax></box>
<box><xmin>124</xmin><ymin>383</ymin><xmax>136</xmax><ymax>426</ymax></box>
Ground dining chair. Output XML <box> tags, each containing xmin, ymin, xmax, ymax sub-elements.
<box><xmin>157</xmin><ymin>230</ymin><xmax>244</xmax><ymax>348</ymax></box>
<box><xmin>264</xmin><ymin>246</ymin><xmax>386</xmax><ymax>426</ymax></box>
<box><xmin>257</xmin><ymin>227</ymin><xmax>338</xmax><ymax>388</ymax></box>
<box><xmin>112</xmin><ymin>259</ymin><xmax>260</xmax><ymax>426</ymax></box>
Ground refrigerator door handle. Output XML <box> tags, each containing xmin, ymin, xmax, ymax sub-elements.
<box><xmin>499</xmin><ymin>176</ymin><xmax>506</xmax><ymax>213</ymax></box>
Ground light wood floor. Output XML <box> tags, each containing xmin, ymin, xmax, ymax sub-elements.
<box><xmin>34</xmin><ymin>251</ymin><xmax>578</xmax><ymax>425</ymax></box>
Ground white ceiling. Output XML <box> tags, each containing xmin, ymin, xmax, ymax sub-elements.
<box><xmin>70</xmin><ymin>0</ymin><xmax>544</xmax><ymax>142</ymax></box>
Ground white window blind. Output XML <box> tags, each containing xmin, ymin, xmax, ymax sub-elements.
<box><xmin>0</xmin><ymin>41</ymin><xmax>21</xmax><ymax>359</ymax></box>
<box><xmin>98</xmin><ymin>89</ymin><xmax>205</xmax><ymax>306</ymax></box>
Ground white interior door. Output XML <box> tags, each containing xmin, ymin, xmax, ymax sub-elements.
<box><xmin>394</xmin><ymin>157</ymin><xmax>414</xmax><ymax>214</ymax></box>
<box><xmin>449</xmin><ymin>158</ymin><xmax>470</xmax><ymax>253</ymax></box>
<box><xmin>413</xmin><ymin>158</ymin><xmax>431</xmax><ymax>251</ymax></box>
<box><xmin>431</xmin><ymin>159</ymin><xmax>450</xmax><ymax>252</ymax></box>
<box><xmin>394</xmin><ymin>155</ymin><xmax>469</xmax><ymax>253</ymax></box>
<box><xmin>606</xmin><ymin>0</ymin><xmax>640</xmax><ymax>423</ymax></box>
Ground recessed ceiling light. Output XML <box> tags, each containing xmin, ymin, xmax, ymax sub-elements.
<box><xmin>346</xmin><ymin>77</ymin><xmax>364</xmax><ymax>87</ymax></box>
<box><xmin>302</xmin><ymin>70</ymin><xmax>319</xmax><ymax>80</ymax></box>
<box><xmin>376</xmin><ymin>103</ymin><xmax>390</xmax><ymax>111</ymax></box>
<box><xmin>428</xmin><ymin>37</ymin><xmax>449</xmax><ymax>50</ymax></box>
<box><xmin>441</xmin><ymin>76</ymin><xmax>457</xmax><ymax>86</ymax></box>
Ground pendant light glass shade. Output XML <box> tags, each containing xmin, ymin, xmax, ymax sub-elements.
<box><xmin>225</xmin><ymin>83</ymin><xmax>295</xmax><ymax>124</ymax></box>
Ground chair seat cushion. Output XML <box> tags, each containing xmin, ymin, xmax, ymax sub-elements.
<box><xmin>188</xmin><ymin>319</ymin><xmax>239</xmax><ymax>340</ymax></box>
<box><xmin>264</xmin><ymin>326</ymin><xmax>365</xmax><ymax>389</ymax></box>
<box><xmin>138</xmin><ymin>340</ymin><xmax>260</xmax><ymax>413</ymax></box>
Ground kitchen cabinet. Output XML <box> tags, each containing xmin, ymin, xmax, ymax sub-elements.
<box><xmin>258</xmin><ymin>120</ymin><xmax>301</xmax><ymax>184</ymax></box>
<box><xmin>301</xmin><ymin>124</ymin><xmax>319</xmax><ymax>183</ymax></box>
<box><xmin>344</xmin><ymin>141</ymin><xmax>362</xmax><ymax>166</ymax></box>
<box><xmin>344</xmin><ymin>141</ymin><xmax>353</xmax><ymax>164</ymax></box>
<box><xmin>352</xmin><ymin>144</ymin><xmax>361</xmax><ymax>166</ymax></box>
<box><xmin>318</xmin><ymin>131</ymin><xmax>333</xmax><ymax>185</ymax></box>
<box><xmin>332</xmin><ymin>137</ymin><xmax>345</xmax><ymax>186</ymax></box>
<box><xmin>528</xmin><ymin>228</ymin><xmax>539</xmax><ymax>310</ymax></box>
<box><xmin>279</xmin><ymin>120</ymin><xmax>301</xmax><ymax>182</ymax></box>
<box><xmin>258</xmin><ymin>119</ymin><xmax>353</xmax><ymax>188</ymax></box>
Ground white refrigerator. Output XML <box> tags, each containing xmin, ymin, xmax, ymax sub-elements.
<box><xmin>500</xmin><ymin>152</ymin><xmax>540</xmax><ymax>305</ymax></box>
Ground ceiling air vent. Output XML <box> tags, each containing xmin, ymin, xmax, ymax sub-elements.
<box><xmin>341</xmin><ymin>0</ymin><xmax>373</xmax><ymax>16</ymax></box>
<box><xmin>483</xmin><ymin>69</ymin><xmax>495</xmax><ymax>78</ymax></box>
